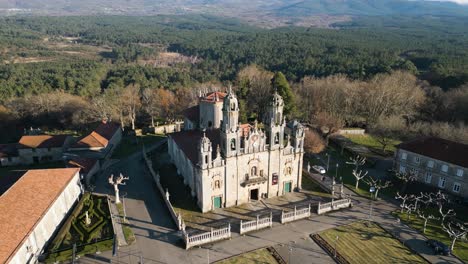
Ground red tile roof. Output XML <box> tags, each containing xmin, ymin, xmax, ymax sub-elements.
<box><xmin>170</xmin><ymin>129</ymin><xmax>220</xmax><ymax>165</ymax></box>
<box><xmin>72</xmin><ymin>122</ymin><xmax>120</xmax><ymax>149</ymax></box>
<box><xmin>200</xmin><ymin>91</ymin><xmax>226</xmax><ymax>103</ymax></box>
<box><xmin>398</xmin><ymin>137</ymin><xmax>468</xmax><ymax>168</ymax></box>
<box><xmin>18</xmin><ymin>135</ymin><xmax>68</xmax><ymax>149</ymax></box>
<box><xmin>0</xmin><ymin>144</ymin><xmax>18</xmax><ymax>158</ymax></box>
<box><xmin>67</xmin><ymin>157</ymin><xmax>98</xmax><ymax>174</ymax></box>
<box><xmin>0</xmin><ymin>168</ymin><xmax>80</xmax><ymax>263</ymax></box>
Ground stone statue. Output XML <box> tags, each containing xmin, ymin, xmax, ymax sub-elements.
<box><xmin>108</xmin><ymin>173</ymin><xmax>129</xmax><ymax>204</ymax></box>
<box><xmin>85</xmin><ymin>211</ymin><xmax>91</xmax><ymax>226</ymax></box>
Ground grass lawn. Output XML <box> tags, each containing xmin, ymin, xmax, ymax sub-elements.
<box><xmin>343</xmin><ymin>134</ymin><xmax>401</xmax><ymax>154</ymax></box>
<box><xmin>45</xmin><ymin>193</ymin><xmax>114</xmax><ymax>263</ymax></box>
<box><xmin>216</xmin><ymin>248</ymin><xmax>278</xmax><ymax>264</ymax></box>
<box><xmin>320</xmin><ymin>221</ymin><xmax>426</xmax><ymax>264</ymax></box>
<box><xmin>116</xmin><ymin>203</ymin><xmax>136</xmax><ymax>244</ymax></box>
<box><xmin>394</xmin><ymin>211</ymin><xmax>468</xmax><ymax>262</ymax></box>
<box><xmin>112</xmin><ymin>134</ymin><xmax>165</xmax><ymax>158</ymax></box>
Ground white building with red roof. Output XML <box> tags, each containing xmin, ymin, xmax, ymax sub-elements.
<box><xmin>69</xmin><ymin>120</ymin><xmax>122</xmax><ymax>157</ymax></box>
<box><xmin>169</xmin><ymin>88</ymin><xmax>305</xmax><ymax>212</ymax></box>
<box><xmin>0</xmin><ymin>168</ymin><xmax>81</xmax><ymax>264</ymax></box>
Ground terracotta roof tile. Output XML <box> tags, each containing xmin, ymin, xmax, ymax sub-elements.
<box><xmin>0</xmin><ymin>168</ymin><xmax>80</xmax><ymax>263</ymax></box>
<box><xmin>67</xmin><ymin>158</ymin><xmax>98</xmax><ymax>174</ymax></box>
<box><xmin>398</xmin><ymin>137</ymin><xmax>468</xmax><ymax>168</ymax></box>
<box><xmin>200</xmin><ymin>91</ymin><xmax>226</xmax><ymax>103</ymax></box>
<box><xmin>18</xmin><ymin>135</ymin><xmax>68</xmax><ymax>149</ymax></box>
<box><xmin>71</xmin><ymin>122</ymin><xmax>120</xmax><ymax>149</ymax></box>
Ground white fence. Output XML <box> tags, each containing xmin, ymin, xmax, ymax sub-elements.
<box><xmin>184</xmin><ymin>224</ymin><xmax>231</xmax><ymax>250</ymax></box>
<box><xmin>240</xmin><ymin>213</ymin><xmax>273</xmax><ymax>235</ymax></box>
<box><xmin>317</xmin><ymin>198</ymin><xmax>352</xmax><ymax>215</ymax></box>
<box><xmin>281</xmin><ymin>204</ymin><xmax>311</xmax><ymax>224</ymax></box>
<box><xmin>142</xmin><ymin>146</ymin><xmax>186</xmax><ymax>231</ymax></box>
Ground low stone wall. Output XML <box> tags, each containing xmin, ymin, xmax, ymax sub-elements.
<box><xmin>148</xmin><ymin>121</ymin><xmax>184</xmax><ymax>135</ymax></box>
<box><xmin>184</xmin><ymin>224</ymin><xmax>231</xmax><ymax>250</ymax></box>
<box><xmin>338</xmin><ymin>128</ymin><xmax>365</xmax><ymax>135</ymax></box>
<box><xmin>280</xmin><ymin>204</ymin><xmax>311</xmax><ymax>224</ymax></box>
<box><xmin>240</xmin><ymin>214</ymin><xmax>273</xmax><ymax>235</ymax></box>
<box><xmin>142</xmin><ymin>146</ymin><xmax>186</xmax><ymax>231</ymax></box>
<box><xmin>317</xmin><ymin>198</ymin><xmax>352</xmax><ymax>215</ymax></box>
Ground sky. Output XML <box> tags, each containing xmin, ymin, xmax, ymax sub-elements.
<box><xmin>430</xmin><ymin>0</ymin><xmax>468</xmax><ymax>4</ymax></box>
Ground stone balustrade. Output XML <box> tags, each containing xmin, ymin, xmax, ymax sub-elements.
<box><xmin>240</xmin><ymin>213</ymin><xmax>273</xmax><ymax>235</ymax></box>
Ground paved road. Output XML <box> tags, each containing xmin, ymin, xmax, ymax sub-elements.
<box><xmin>79</xmin><ymin>143</ymin><xmax>462</xmax><ymax>264</ymax></box>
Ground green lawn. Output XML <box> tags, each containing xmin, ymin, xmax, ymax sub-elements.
<box><xmin>112</xmin><ymin>134</ymin><xmax>165</xmax><ymax>158</ymax></box>
<box><xmin>320</xmin><ymin>221</ymin><xmax>426</xmax><ymax>264</ymax></box>
<box><xmin>394</xmin><ymin>211</ymin><xmax>468</xmax><ymax>262</ymax></box>
<box><xmin>116</xmin><ymin>203</ymin><xmax>136</xmax><ymax>244</ymax></box>
<box><xmin>343</xmin><ymin>134</ymin><xmax>401</xmax><ymax>154</ymax></box>
<box><xmin>301</xmin><ymin>173</ymin><xmax>332</xmax><ymax>198</ymax></box>
<box><xmin>45</xmin><ymin>193</ymin><xmax>113</xmax><ymax>263</ymax></box>
<box><xmin>216</xmin><ymin>248</ymin><xmax>278</xmax><ymax>264</ymax></box>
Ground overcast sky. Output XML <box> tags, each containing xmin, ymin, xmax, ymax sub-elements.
<box><xmin>430</xmin><ymin>0</ymin><xmax>468</xmax><ymax>4</ymax></box>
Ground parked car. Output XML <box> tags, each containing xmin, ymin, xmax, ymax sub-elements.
<box><xmin>312</xmin><ymin>165</ymin><xmax>326</xmax><ymax>174</ymax></box>
<box><xmin>426</xmin><ymin>239</ymin><xmax>451</xmax><ymax>256</ymax></box>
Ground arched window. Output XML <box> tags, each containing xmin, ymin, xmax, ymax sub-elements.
<box><xmin>251</xmin><ymin>166</ymin><xmax>257</xmax><ymax>176</ymax></box>
<box><xmin>208</xmin><ymin>121</ymin><xmax>213</xmax><ymax>128</ymax></box>
<box><xmin>286</xmin><ymin>167</ymin><xmax>292</xmax><ymax>175</ymax></box>
<box><xmin>205</xmin><ymin>155</ymin><xmax>208</xmax><ymax>164</ymax></box>
<box><xmin>231</xmin><ymin>103</ymin><xmax>235</xmax><ymax>111</ymax></box>
<box><xmin>214</xmin><ymin>180</ymin><xmax>221</xmax><ymax>189</ymax></box>
<box><xmin>274</xmin><ymin>133</ymin><xmax>280</xmax><ymax>144</ymax></box>
<box><xmin>230</xmin><ymin>139</ymin><xmax>236</xmax><ymax>150</ymax></box>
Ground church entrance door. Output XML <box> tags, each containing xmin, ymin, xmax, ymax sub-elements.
<box><xmin>213</xmin><ymin>196</ymin><xmax>222</xmax><ymax>209</ymax></box>
<box><xmin>250</xmin><ymin>189</ymin><xmax>259</xmax><ymax>201</ymax></box>
<box><xmin>284</xmin><ymin>182</ymin><xmax>292</xmax><ymax>194</ymax></box>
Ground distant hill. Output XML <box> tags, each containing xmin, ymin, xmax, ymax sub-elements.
<box><xmin>0</xmin><ymin>0</ymin><xmax>467</xmax><ymax>23</ymax></box>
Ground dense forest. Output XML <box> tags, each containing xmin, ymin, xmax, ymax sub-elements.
<box><xmin>0</xmin><ymin>15</ymin><xmax>467</xmax><ymax>143</ymax></box>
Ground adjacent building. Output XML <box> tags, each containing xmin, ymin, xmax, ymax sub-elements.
<box><xmin>169</xmin><ymin>89</ymin><xmax>305</xmax><ymax>212</ymax></box>
<box><xmin>0</xmin><ymin>168</ymin><xmax>81</xmax><ymax>264</ymax></box>
<box><xmin>0</xmin><ymin>144</ymin><xmax>20</xmax><ymax>166</ymax></box>
<box><xmin>69</xmin><ymin>120</ymin><xmax>122</xmax><ymax>157</ymax></box>
<box><xmin>67</xmin><ymin>157</ymin><xmax>100</xmax><ymax>185</ymax></box>
<box><xmin>17</xmin><ymin>135</ymin><xmax>72</xmax><ymax>164</ymax></box>
<box><xmin>395</xmin><ymin>137</ymin><xmax>468</xmax><ymax>198</ymax></box>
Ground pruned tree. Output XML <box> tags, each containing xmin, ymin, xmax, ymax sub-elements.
<box><xmin>402</xmin><ymin>202</ymin><xmax>416</xmax><ymax>220</ymax></box>
<box><xmin>442</xmin><ymin>222</ymin><xmax>467</xmax><ymax>251</ymax></box>
<box><xmin>395</xmin><ymin>192</ymin><xmax>413</xmax><ymax>213</ymax></box>
<box><xmin>394</xmin><ymin>171</ymin><xmax>418</xmax><ymax>193</ymax></box>
<box><xmin>346</xmin><ymin>155</ymin><xmax>366</xmax><ymax>171</ymax></box>
<box><xmin>352</xmin><ymin>169</ymin><xmax>368</xmax><ymax>190</ymax></box>
<box><xmin>439</xmin><ymin>207</ymin><xmax>456</xmax><ymax>224</ymax></box>
<box><xmin>364</xmin><ymin>175</ymin><xmax>392</xmax><ymax>199</ymax></box>
<box><xmin>417</xmin><ymin>210</ymin><xmax>439</xmax><ymax>233</ymax></box>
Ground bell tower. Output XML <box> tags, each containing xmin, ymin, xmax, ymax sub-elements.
<box><xmin>264</xmin><ymin>90</ymin><xmax>285</xmax><ymax>149</ymax></box>
<box><xmin>221</xmin><ymin>86</ymin><xmax>240</xmax><ymax>157</ymax></box>
<box><xmin>198</xmin><ymin>132</ymin><xmax>212</xmax><ymax>169</ymax></box>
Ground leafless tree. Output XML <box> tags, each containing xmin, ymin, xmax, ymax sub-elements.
<box><xmin>121</xmin><ymin>84</ymin><xmax>141</xmax><ymax>130</ymax></box>
<box><xmin>370</xmin><ymin>115</ymin><xmax>405</xmax><ymax>152</ymax></box>
<box><xmin>442</xmin><ymin>222</ymin><xmax>467</xmax><ymax>251</ymax></box>
<box><xmin>394</xmin><ymin>171</ymin><xmax>418</xmax><ymax>193</ymax></box>
<box><xmin>417</xmin><ymin>210</ymin><xmax>439</xmax><ymax>234</ymax></box>
<box><xmin>142</xmin><ymin>88</ymin><xmax>159</xmax><ymax>127</ymax></box>
<box><xmin>346</xmin><ymin>155</ymin><xmax>366</xmax><ymax>171</ymax></box>
<box><xmin>314</xmin><ymin>112</ymin><xmax>345</xmax><ymax>144</ymax></box>
<box><xmin>439</xmin><ymin>207</ymin><xmax>456</xmax><ymax>224</ymax></box>
<box><xmin>395</xmin><ymin>192</ymin><xmax>413</xmax><ymax>213</ymax></box>
<box><xmin>304</xmin><ymin>129</ymin><xmax>326</xmax><ymax>154</ymax></box>
<box><xmin>364</xmin><ymin>175</ymin><xmax>392</xmax><ymax>200</ymax></box>
<box><xmin>352</xmin><ymin>169</ymin><xmax>368</xmax><ymax>190</ymax></box>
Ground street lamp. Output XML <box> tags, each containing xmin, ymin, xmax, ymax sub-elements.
<box><xmin>121</xmin><ymin>192</ymin><xmax>128</xmax><ymax>223</ymax></box>
<box><xmin>369</xmin><ymin>186</ymin><xmax>375</xmax><ymax>221</ymax></box>
<box><xmin>334</xmin><ymin>235</ymin><xmax>339</xmax><ymax>258</ymax></box>
<box><xmin>326</xmin><ymin>153</ymin><xmax>330</xmax><ymax>172</ymax></box>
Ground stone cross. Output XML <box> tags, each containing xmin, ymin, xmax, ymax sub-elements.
<box><xmin>108</xmin><ymin>173</ymin><xmax>129</xmax><ymax>204</ymax></box>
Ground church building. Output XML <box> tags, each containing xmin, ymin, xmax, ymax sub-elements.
<box><xmin>168</xmin><ymin>88</ymin><xmax>305</xmax><ymax>212</ymax></box>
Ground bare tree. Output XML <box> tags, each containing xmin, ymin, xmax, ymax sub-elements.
<box><xmin>352</xmin><ymin>169</ymin><xmax>368</xmax><ymax>190</ymax></box>
<box><xmin>442</xmin><ymin>222</ymin><xmax>467</xmax><ymax>251</ymax></box>
<box><xmin>314</xmin><ymin>111</ymin><xmax>345</xmax><ymax>144</ymax></box>
<box><xmin>439</xmin><ymin>207</ymin><xmax>456</xmax><ymax>224</ymax></box>
<box><xmin>395</xmin><ymin>192</ymin><xmax>413</xmax><ymax>213</ymax></box>
<box><xmin>346</xmin><ymin>155</ymin><xmax>366</xmax><ymax>171</ymax></box>
<box><xmin>394</xmin><ymin>171</ymin><xmax>418</xmax><ymax>193</ymax></box>
<box><xmin>142</xmin><ymin>88</ymin><xmax>159</xmax><ymax>127</ymax></box>
<box><xmin>417</xmin><ymin>210</ymin><xmax>439</xmax><ymax>234</ymax></box>
<box><xmin>304</xmin><ymin>129</ymin><xmax>326</xmax><ymax>154</ymax></box>
<box><xmin>121</xmin><ymin>84</ymin><xmax>141</xmax><ymax>130</ymax></box>
<box><xmin>364</xmin><ymin>175</ymin><xmax>392</xmax><ymax>199</ymax></box>
<box><xmin>370</xmin><ymin>115</ymin><xmax>405</xmax><ymax>152</ymax></box>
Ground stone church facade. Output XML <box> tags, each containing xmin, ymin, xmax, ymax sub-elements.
<box><xmin>168</xmin><ymin>88</ymin><xmax>305</xmax><ymax>212</ymax></box>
